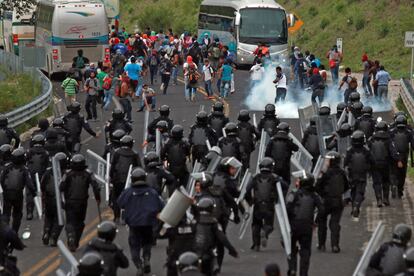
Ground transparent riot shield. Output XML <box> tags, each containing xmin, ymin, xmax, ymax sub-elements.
<box><xmin>206</xmin><ymin>151</ymin><xmax>222</xmax><ymax>174</ymax></box>
<box><xmin>256</xmin><ymin>129</ymin><xmax>270</xmax><ymax>173</ymax></box>
<box><xmin>316</xmin><ymin>114</ymin><xmax>336</xmax><ymax>156</ymax></box>
<box><xmin>312</xmin><ymin>156</ymin><xmax>325</xmax><ymax>179</ymax></box>
<box><xmin>298</xmin><ymin>105</ymin><xmax>316</xmax><ymax>138</ymax></box>
<box><xmin>155</xmin><ymin>129</ymin><xmax>162</xmax><ymax>157</ymax></box>
<box><xmin>336</xmin><ymin>109</ymin><xmax>347</xmax><ymax>131</ymax></box>
<box><xmin>52</xmin><ymin>156</ymin><xmax>64</xmax><ymax>226</ymax></box>
<box><xmin>186</xmin><ymin>161</ymin><xmax>202</xmax><ymax>197</ymax></box>
<box><xmin>337</xmin><ymin>135</ymin><xmax>351</xmax><ymax>168</ymax></box>
<box><xmin>124</xmin><ymin>165</ymin><xmax>133</xmax><ymax>190</ymax></box>
<box><xmin>353</xmin><ymin>221</ymin><xmax>385</xmax><ymax>276</ymax></box>
<box><xmin>105</xmin><ymin>153</ymin><xmax>111</xmax><ymax>203</ymax></box>
<box><xmin>289</xmin><ymin>132</ymin><xmax>313</xmax><ymax>173</ymax></box>
<box><xmin>206</xmin><ymin>139</ymin><xmax>212</xmax><ymax>151</ymax></box>
<box><xmin>34</xmin><ymin>173</ymin><xmax>43</xmax><ymax>219</ymax></box>
<box><xmin>143</xmin><ymin>109</ymin><xmax>150</xmax><ymax>155</ymax></box>
<box><xmin>348</xmin><ymin>111</ymin><xmax>355</xmax><ymax>128</ymax></box>
<box><xmin>56</xmin><ymin>240</ymin><xmax>79</xmax><ymax>276</ymax></box>
<box><xmin>236</xmin><ymin>170</ymin><xmax>252</xmax><ymax>205</ymax></box>
<box><xmin>86</xmin><ymin>149</ymin><xmax>107</xmax><ymax>186</ymax></box>
<box><xmin>275</xmin><ymin>181</ymin><xmax>291</xmax><ymax>257</ymax></box>
<box><xmin>252</xmin><ymin>113</ymin><xmax>258</xmax><ymax>129</ymax></box>
<box><xmin>237</xmin><ymin>171</ymin><xmax>253</xmax><ymax>240</ymax></box>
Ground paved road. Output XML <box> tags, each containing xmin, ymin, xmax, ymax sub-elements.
<box><xmin>15</xmin><ymin>69</ymin><xmax>412</xmax><ymax>276</ymax></box>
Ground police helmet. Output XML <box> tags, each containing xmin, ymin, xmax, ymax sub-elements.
<box><xmin>309</xmin><ymin>116</ymin><xmax>317</xmax><ymax>127</ymax></box>
<box><xmin>156</xmin><ymin>120</ymin><xmax>169</xmax><ymax>133</ymax></box>
<box><xmin>298</xmin><ymin>172</ymin><xmax>315</xmax><ymax>188</ymax></box>
<box><xmin>209</xmin><ymin>146</ymin><xmax>222</xmax><ymax>156</ymax></box>
<box><xmin>176</xmin><ymin>252</ymin><xmax>201</xmax><ymax>275</ymax></box>
<box><xmin>112</xmin><ymin>109</ymin><xmax>125</xmax><ymax>120</ymax></box>
<box><xmin>120</xmin><ymin>135</ymin><xmax>134</xmax><ymax>148</ymax></box>
<box><xmin>54</xmin><ymin>152</ymin><xmax>68</xmax><ymax>170</ymax></box>
<box><xmin>349</xmin><ymin>92</ymin><xmax>361</xmax><ymax>103</ymax></box>
<box><xmin>199</xmin><ymin>172</ymin><xmax>213</xmax><ymax>189</ymax></box>
<box><xmin>46</xmin><ymin>128</ymin><xmax>58</xmax><ymax>140</ymax></box>
<box><xmin>131</xmin><ymin>167</ymin><xmax>147</xmax><ymax>186</ymax></box>
<box><xmin>338</xmin><ymin>123</ymin><xmax>353</xmax><ymax>137</ymax></box>
<box><xmin>392</xmin><ymin>224</ymin><xmax>412</xmax><ymax>246</ymax></box>
<box><xmin>68</xmin><ymin>101</ymin><xmax>81</xmax><ymax>113</ymax></box>
<box><xmin>38</xmin><ymin>118</ymin><xmax>50</xmax><ymax>131</ymax></box>
<box><xmin>395</xmin><ymin>115</ymin><xmax>408</xmax><ymax>128</ymax></box>
<box><xmin>31</xmin><ymin>134</ymin><xmax>45</xmax><ymax>146</ymax></box>
<box><xmin>78</xmin><ymin>251</ymin><xmax>104</xmax><ymax>276</ymax></box>
<box><xmin>159</xmin><ymin>105</ymin><xmax>171</xmax><ymax>117</ymax></box>
<box><xmin>394</xmin><ymin>111</ymin><xmax>407</xmax><ymax>120</ymax></box>
<box><xmin>336</xmin><ymin>102</ymin><xmax>347</xmax><ymax>114</ymax></box>
<box><xmin>70</xmin><ymin>154</ymin><xmax>87</xmax><ymax>170</ymax></box>
<box><xmin>0</xmin><ymin>114</ymin><xmax>8</xmax><ymax>127</ymax></box>
<box><xmin>0</xmin><ymin>144</ymin><xmax>12</xmax><ymax>162</ymax></box>
<box><xmin>326</xmin><ymin>151</ymin><xmax>341</xmax><ymax>167</ymax></box>
<box><xmin>277</xmin><ymin>122</ymin><xmax>290</xmax><ymax>134</ymax></box>
<box><xmin>97</xmin><ymin>220</ymin><xmax>118</xmax><ymax>242</ymax></box>
<box><xmin>144</xmin><ymin>151</ymin><xmax>160</xmax><ymax>168</ymax></box>
<box><xmin>224</xmin><ymin>122</ymin><xmax>238</xmax><ymax>136</ymax></box>
<box><xmin>351</xmin><ymin>101</ymin><xmax>364</xmax><ymax>114</ymax></box>
<box><xmin>196</xmin><ymin>111</ymin><xmax>208</xmax><ymax>125</ymax></box>
<box><xmin>213</xmin><ymin>102</ymin><xmax>224</xmax><ymax>113</ymax></box>
<box><xmin>171</xmin><ymin>125</ymin><xmax>184</xmax><ymax>139</ymax></box>
<box><xmin>362</xmin><ymin>106</ymin><xmax>373</xmax><ymax>116</ymax></box>
<box><xmin>351</xmin><ymin>130</ymin><xmax>365</xmax><ymax>146</ymax></box>
<box><xmin>110</xmin><ymin>129</ymin><xmax>126</xmax><ymax>143</ymax></box>
<box><xmin>319</xmin><ymin>103</ymin><xmax>331</xmax><ymax>116</ymax></box>
<box><xmin>52</xmin><ymin>117</ymin><xmax>64</xmax><ymax>128</ymax></box>
<box><xmin>264</xmin><ymin>104</ymin><xmax>276</xmax><ymax>116</ymax></box>
<box><xmin>259</xmin><ymin>157</ymin><xmax>275</xmax><ymax>172</ymax></box>
<box><xmin>375</xmin><ymin>121</ymin><xmax>388</xmax><ymax>132</ymax></box>
<box><xmin>11</xmin><ymin>148</ymin><xmax>26</xmax><ymax>165</ymax></box>
<box><xmin>196</xmin><ymin>197</ymin><xmax>216</xmax><ymax>214</ymax></box>
<box><xmin>238</xmin><ymin>110</ymin><xmax>250</xmax><ymax>122</ymax></box>
<box><xmin>404</xmin><ymin>247</ymin><xmax>414</xmax><ymax>269</ymax></box>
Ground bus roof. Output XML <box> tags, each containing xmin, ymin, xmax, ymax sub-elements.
<box><xmin>200</xmin><ymin>0</ymin><xmax>284</xmax><ymax>10</ymax></box>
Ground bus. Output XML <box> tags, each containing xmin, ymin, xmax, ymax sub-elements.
<box><xmin>0</xmin><ymin>10</ymin><xmax>13</xmax><ymax>52</ymax></box>
<box><xmin>198</xmin><ymin>0</ymin><xmax>292</xmax><ymax>66</ymax></box>
<box><xmin>35</xmin><ymin>0</ymin><xmax>110</xmax><ymax>75</ymax></box>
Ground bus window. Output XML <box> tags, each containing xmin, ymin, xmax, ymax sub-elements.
<box><xmin>198</xmin><ymin>5</ymin><xmax>235</xmax><ymax>32</ymax></box>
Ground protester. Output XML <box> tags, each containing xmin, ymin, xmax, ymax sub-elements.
<box><xmin>326</xmin><ymin>45</ymin><xmax>342</xmax><ymax>84</ymax></box>
<box><xmin>250</xmin><ymin>59</ymin><xmax>265</xmax><ymax>88</ymax></box>
<box><xmin>202</xmin><ymin>59</ymin><xmax>215</xmax><ymax>99</ymax></box>
<box><xmin>374</xmin><ymin>65</ymin><xmax>391</xmax><ymax>102</ymax></box>
<box><xmin>138</xmin><ymin>84</ymin><xmax>156</xmax><ymax>112</ymax></box>
<box><xmin>183</xmin><ymin>56</ymin><xmax>200</xmax><ymax>102</ymax></box>
<box><xmin>273</xmin><ymin>66</ymin><xmax>287</xmax><ymax>103</ymax></box>
<box><xmin>61</xmin><ymin>72</ymin><xmax>79</xmax><ymax>105</ymax></box>
<box><xmin>84</xmin><ymin>71</ymin><xmax>99</xmax><ymax>121</ymax></box>
<box><xmin>219</xmin><ymin>60</ymin><xmax>233</xmax><ymax>99</ymax></box>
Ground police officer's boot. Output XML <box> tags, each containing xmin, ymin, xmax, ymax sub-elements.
<box><xmin>332</xmin><ymin>245</ymin><xmax>341</xmax><ymax>253</ymax></box>
<box><xmin>26</xmin><ymin>207</ymin><xmax>34</xmax><ymax>221</ymax></box>
<box><xmin>42</xmin><ymin>231</ymin><xmax>50</xmax><ymax>245</ymax></box>
<box><xmin>67</xmin><ymin>233</ymin><xmax>77</xmax><ymax>252</ymax></box>
<box><xmin>143</xmin><ymin>245</ymin><xmax>151</xmax><ymax>273</ymax></box>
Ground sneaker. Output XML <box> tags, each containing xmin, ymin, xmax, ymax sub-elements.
<box><xmin>317</xmin><ymin>244</ymin><xmax>326</xmax><ymax>252</ymax></box>
<box><xmin>143</xmin><ymin>260</ymin><xmax>151</xmax><ymax>274</ymax></box>
<box><xmin>352</xmin><ymin>208</ymin><xmax>360</xmax><ymax>222</ymax></box>
<box><xmin>332</xmin><ymin>246</ymin><xmax>341</xmax><ymax>253</ymax></box>
<box><xmin>49</xmin><ymin>238</ymin><xmax>57</xmax><ymax>247</ymax></box>
<box><xmin>42</xmin><ymin>233</ymin><xmax>49</xmax><ymax>245</ymax></box>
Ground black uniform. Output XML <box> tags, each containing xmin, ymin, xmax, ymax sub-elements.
<box><xmin>218</xmin><ymin>135</ymin><xmax>243</xmax><ymax>162</ymax></box>
<box><xmin>60</xmin><ymin>167</ymin><xmax>101</xmax><ymax>251</ymax></box>
<box><xmin>367</xmin><ymin>241</ymin><xmax>407</xmax><ymax>276</ymax></box>
<box><xmin>161</xmin><ymin>137</ymin><xmax>191</xmax><ymax>189</ymax></box>
<box><xmin>315</xmin><ymin>165</ymin><xmax>349</xmax><ymax>251</ymax></box>
<box><xmin>110</xmin><ymin>146</ymin><xmax>141</xmax><ymax>221</ymax></box>
<box><xmin>265</xmin><ymin>132</ymin><xmax>299</xmax><ymax>183</ymax></box>
<box><xmin>0</xmin><ymin>221</ymin><xmax>25</xmax><ymax>275</ymax></box>
<box><xmin>0</xmin><ymin>126</ymin><xmax>20</xmax><ymax>148</ymax></box>
<box><xmin>208</xmin><ymin>111</ymin><xmax>229</xmax><ymax>139</ymax></box>
<box><xmin>63</xmin><ymin>112</ymin><xmax>96</xmax><ymax>153</ymax></box>
<box><xmin>189</xmin><ymin>123</ymin><xmax>217</xmax><ymax>164</ymax></box>
<box><xmin>245</xmin><ymin>171</ymin><xmax>281</xmax><ymax>250</ymax></box>
<box><xmin>368</xmin><ymin>130</ymin><xmax>400</xmax><ymax>205</ymax></box>
<box><xmin>286</xmin><ymin>186</ymin><xmax>323</xmax><ymax>276</ymax></box>
<box><xmin>258</xmin><ymin>115</ymin><xmax>280</xmax><ymax>137</ymax></box>
<box><xmin>84</xmin><ymin>237</ymin><xmax>129</xmax><ymax>276</ymax></box>
<box><xmin>148</xmin><ymin>116</ymin><xmax>174</xmax><ymax>136</ymax></box>
<box><xmin>237</xmin><ymin>121</ymin><xmax>257</xmax><ymax>169</ymax></box>
<box><xmin>146</xmin><ymin>164</ymin><xmax>176</xmax><ymax>196</ymax></box>
<box><xmin>104</xmin><ymin>119</ymin><xmax>132</xmax><ymax>142</ymax></box>
<box><xmin>301</xmin><ymin>124</ymin><xmax>320</xmax><ymax>168</ymax></box>
<box><xmin>45</xmin><ymin>129</ymin><xmax>68</xmax><ymax>157</ymax></box>
<box><xmin>355</xmin><ymin>114</ymin><xmax>375</xmax><ymax>140</ymax></box>
<box><xmin>0</xmin><ymin>160</ymin><xmax>35</xmax><ymax>233</ymax></box>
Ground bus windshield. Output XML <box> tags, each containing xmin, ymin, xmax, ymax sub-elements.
<box><xmin>198</xmin><ymin>5</ymin><xmax>235</xmax><ymax>33</ymax></box>
<box><xmin>239</xmin><ymin>8</ymin><xmax>287</xmax><ymax>45</ymax></box>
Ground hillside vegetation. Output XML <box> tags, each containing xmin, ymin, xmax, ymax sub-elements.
<box><xmin>120</xmin><ymin>0</ymin><xmax>414</xmax><ymax>77</ymax></box>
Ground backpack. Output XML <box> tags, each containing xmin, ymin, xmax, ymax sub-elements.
<box><xmin>150</xmin><ymin>55</ymin><xmax>158</xmax><ymax>66</ymax></box>
<box><xmin>75</xmin><ymin>56</ymin><xmax>85</xmax><ymax>69</ymax></box>
<box><xmin>189</xmin><ymin>66</ymin><xmax>199</xmax><ymax>84</ymax></box>
<box><xmin>102</xmin><ymin>76</ymin><xmax>113</xmax><ymax>90</ymax></box>
<box><xmin>349</xmin><ymin>77</ymin><xmax>358</xmax><ymax>90</ymax></box>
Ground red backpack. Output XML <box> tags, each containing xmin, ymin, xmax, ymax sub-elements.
<box><xmin>102</xmin><ymin>76</ymin><xmax>113</xmax><ymax>90</ymax></box>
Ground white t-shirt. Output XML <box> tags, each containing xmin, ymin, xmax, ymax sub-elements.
<box><xmin>250</xmin><ymin>64</ymin><xmax>264</xmax><ymax>81</ymax></box>
<box><xmin>183</xmin><ymin>62</ymin><xmax>198</xmax><ymax>78</ymax></box>
<box><xmin>276</xmin><ymin>73</ymin><xmax>287</xmax><ymax>89</ymax></box>
<box><xmin>203</xmin><ymin>65</ymin><xmax>214</xmax><ymax>81</ymax></box>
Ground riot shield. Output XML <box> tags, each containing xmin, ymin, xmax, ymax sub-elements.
<box><xmin>312</xmin><ymin>156</ymin><xmax>325</xmax><ymax>179</ymax></box>
<box><xmin>289</xmin><ymin>132</ymin><xmax>313</xmax><ymax>173</ymax></box>
<box><xmin>353</xmin><ymin>221</ymin><xmax>385</xmax><ymax>276</ymax></box>
<box><xmin>239</xmin><ymin>205</ymin><xmax>253</xmax><ymax>240</ymax></box>
<box><xmin>275</xmin><ymin>181</ymin><xmax>291</xmax><ymax>257</ymax></box>
<box><xmin>252</xmin><ymin>113</ymin><xmax>257</xmax><ymax>129</ymax></box>
<box><xmin>56</xmin><ymin>240</ymin><xmax>79</xmax><ymax>276</ymax></box>
<box><xmin>186</xmin><ymin>161</ymin><xmax>202</xmax><ymax>197</ymax></box>
<box><xmin>52</xmin><ymin>156</ymin><xmax>64</xmax><ymax>226</ymax></box>
<box><xmin>348</xmin><ymin>111</ymin><xmax>355</xmax><ymax>128</ymax></box>
<box><xmin>336</xmin><ymin>109</ymin><xmax>347</xmax><ymax>131</ymax></box>
<box><xmin>155</xmin><ymin>129</ymin><xmax>162</xmax><ymax>157</ymax></box>
<box><xmin>298</xmin><ymin>105</ymin><xmax>316</xmax><ymax>138</ymax></box>
<box><xmin>124</xmin><ymin>165</ymin><xmax>133</xmax><ymax>190</ymax></box>
<box><xmin>222</xmin><ymin>128</ymin><xmax>227</xmax><ymax>138</ymax></box>
<box><xmin>316</xmin><ymin>114</ymin><xmax>336</xmax><ymax>156</ymax></box>
<box><xmin>159</xmin><ymin>186</ymin><xmax>193</xmax><ymax>227</ymax></box>
<box><xmin>34</xmin><ymin>173</ymin><xmax>43</xmax><ymax>219</ymax></box>
<box><xmin>256</xmin><ymin>129</ymin><xmax>270</xmax><ymax>173</ymax></box>
<box><xmin>86</xmin><ymin>149</ymin><xmax>107</xmax><ymax>186</ymax></box>
<box><xmin>206</xmin><ymin>153</ymin><xmax>222</xmax><ymax>174</ymax></box>
<box><xmin>224</xmin><ymin>157</ymin><xmax>243</xmax><ymax>179</ymax></box>
<box><xmin>206</xmin><ymin>139</ymin><xmax>212</xmax><ymax>151</ymax></box>
<box><xmin>236</xmin><ymin>170</ymin><xmax>252</xmax><ymax>204</ymax></box>
<box><xmin>105</xmin><ymin>153</ymin><xmax>111</xmax><ymax>203</ymax></box>
<box><xmin>337</xmin><ymin>135</ymin><xmax>351</xmax><ymax>166</ymax></box>
<box><xmin>143</xmin><ymin>109</ymin><xmax>150</xmax><ymax>155</ymax></box>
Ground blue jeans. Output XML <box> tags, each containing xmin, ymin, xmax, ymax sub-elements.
<box><xmin>204</xmin><ymin>80</ymin><xmax>213</xmax><ymax>96</ymax></box>
<box><xmin>141</xmin><ymin>97</ymin><xmax>156</xmax><ymax>109</ymax></box>
<box><xmin>220</xmin><ymin>80</ymin><xmax>231</xmax><ymax>98</ymax></box>
<box><xmin>184</xmin><ymin>80</ymin><xmax>197</xmax><ymax>100</ymax></box>
<box><xmin>362</xmin><ymin>75</ymin><xmax>372</xmax><ymax>95</ymax></box>
<box><xmin>331</xmin><ymin>65</ymin><xmax>339</xmax><ymax>85</ymax></box>
<box><xmin>172</xmin><ymin>67</ymin><xmax>178</xmax><ymax>84</ymax></box>
<box><xmin>377</xmin><ymin>86</ymin><xmax>388</xmax><ymax>101</ymax></box>
<box><xmin>135</xmin><ymin>77</ymin><xmax>143</xmax><ymax>98</ymax></box>
<box><xmin>103</xmin><ymin>90</ymin><xmax>113</xmax><ymax>110</ymax></box>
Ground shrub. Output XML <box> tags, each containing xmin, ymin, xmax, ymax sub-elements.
<box><xmin>378</xmin><ymin>23</ymin><xmax>389</xmax><ymax>38</ymax></box>
<box><xmin>354</xmin><ymin>17</ymin><xmax>365</xmax><ymax>31</ymax></box>
<box><xmin>320</xmin><ymin>18</ymin><xmax>330</xmax><ymax>30</ymax></box>
<box><xmin>336</xmin><ymin>3</ymin><xmax>345</xmax><ymax>13</ymax></box>
<box><xmin>308</xmin><ymin>6</ymin><xmax>318</xmax><ymax>17</ymax></box>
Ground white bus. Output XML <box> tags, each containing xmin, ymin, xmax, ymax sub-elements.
<box><xmin>0</xmin><ymin>10</ymin><xmax>13</xmax><ymax>52</ymax></box>
<box><xmin>35</xmin><ymin>0</ymin><xmax>110</xmax><ymax>74</ymax></box>
<box><xmin>198</xmin><ymin>0</ymin><xmax>292</xmax><ymax>65</ymax></box>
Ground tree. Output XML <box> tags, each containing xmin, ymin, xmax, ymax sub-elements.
<box><xmin>1</xmin><ymin>0</ymin><xmax>37</xmax><ymax>18</ymax></box>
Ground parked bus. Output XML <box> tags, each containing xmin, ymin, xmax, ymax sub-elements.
<box><xmin>0</xmin><ymin>10</ymin><xmax>13</xmax><ymax>52</ymax></box>
<box><xmin>198</xmin><ymin>0</ymin><xmax>292</xmax><ymax>66</ymax></box>
<box><xmin>35</xmin><ymin>0</ymin><xmax>110</xmax><ymax>75</ymax></box>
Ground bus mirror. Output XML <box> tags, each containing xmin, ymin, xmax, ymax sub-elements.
<box><xmin>287</xmin><ymin>13</ymin><xmax>296</xmax><ymax>28</ymax></box>
<box><xmin>235</xmin><ymin>12</ymin><xmax>241</xmax><ymax>26</ymax></box>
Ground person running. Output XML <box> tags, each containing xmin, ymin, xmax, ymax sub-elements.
<box><xmin>148</xmin><ymin>50</ymin><xmax>160</xmax><ymax>85</ymax></box>
<box><xmin>202</xmin><ymin>59</ymin><xmax>215</xmax><ymax>99</ymax></box>
<box><xmin>96</xmin><ymin>67</ymin><xmax>108</xmax><ymax>108</ymax></box>
<box><xmin>124</xmin><ymin>56</ymin><xmax>142</xmax><ymax>95</ymax></box>
<box><xmin>374</xmin><ymin>65</ymin><xmax>391</xmax><ymax>102</ymax></box>
<box><xmin>183</xmin><ymin>56</ymin><xmax>199</xmax><ymax>102</ymax></box>
<box><xmin>250</xmin><ymin>59</ymin><xmax>265</xmax><ymax>88</ymax></box>
<box><xmin>159</xmin><ymin>54</ymin><xmax>172</xmax><ymax>95</ymax></box>
<box><xmin>326</xmin><ymin>45</ymin><xmax>342</xmax><ymax>84</ymax></box>
<box><xmin>338</xmin><ymin>67</ymin><xmax>354</xmax><ymax>103</ymax></box>
<box><xmin>84</xmin><ymin>71</ymin><xmax>99</xmax><ymax>121</ymax></box>
<box><xmin>362</xmin><ymin>53</ymin><xmax>373</xmax><ymax>97</ymax></box>
<box><xmin>62</xmin><ymin>72</ymin><xmax>79</xmax><ymax>105</ymax></box>
<box><xmin>103</xmin><ymin>71</ymin><xmax>119</xmax><ymax>111</ymax></box>
<box><xmin>273</xmin><ymin>66</ymin><xmax>287</xmax><ymax>103</ymax></box>
<box><xmin>219</xmin><ymin>60</ymin><xmax>233</xmax><ymax>99</ymax></box>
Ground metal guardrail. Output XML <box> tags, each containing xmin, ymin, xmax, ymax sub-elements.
<box><xmin>400</xmin><ymin>78</ymin><xmax>414</xmax><ymax>120</ymax></box>
<box><xmin>0</xmin><ymin>50</ymin><xmax>52</xmax><ymax>128</ymax></box>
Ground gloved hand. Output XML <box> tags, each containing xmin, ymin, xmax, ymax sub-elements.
<box><xmin>233</xmin><ymin>214</ymin><xmax>240</xmax><ymax>224</ymax></box>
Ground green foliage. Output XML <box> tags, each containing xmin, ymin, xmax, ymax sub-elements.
<box><xmin>336</xmin><ymin>2</ymin><xmax>345</xmax><ymax>13</ymax></box>
<box><xmin>308</xmin><ymin>6</ymin><xmax>318</xmax><ymax>17</ymax></box>
<box><xmin>378</xmin><ymin>23</ymin><xmax>390</xmax><ymax>38</ymax></box>
<box><xmin>354</xmin><ymin>15</ymin><xmax>365</xmax><ymax>31</ymax></box>
<box><xmin>320</xmin><ymin>18</ymin><xmax>330</xmax><ymax>30</ymax></box>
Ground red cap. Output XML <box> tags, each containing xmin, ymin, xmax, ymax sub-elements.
<box><xmin>362</xmin><ymin>54</ymin><xmax>368</xmax><ymax>62</ymax></box>
<box><xmin>187</xmin><ymin>56</ymin><xmax>193</xmax><ymax>63</ymax></box>
<box><xmin>313</xmin><ymin>68</ymin><xmax>319</xmax><ymax>75</ymax></box>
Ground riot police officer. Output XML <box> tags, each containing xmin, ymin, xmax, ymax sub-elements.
<box><xmin>0</xmin><ymin>219</ymin><xmax>25</xmax><ymax>275</ymax></box>
<box><xmin>336</xmin><ymin>102</ymin><xmax>347</xmax><ymax>121</ymax></box>
<box><xmin>49</xmin><ymin>117</ymin><xmax>69</xmax><ymax>152</ymax></box>
<box><xmin>368</xmin><ymin>121</ymin><xmax>401</xmax><ymax>207</ymax></box>
<box><xmin>400</xmin><ymin>247</ymin><xmax>414</xmax><ymax>276</ymax></box>
<box><xmin>390</xmin><ymin>115</ymin><xmax>414</xmax><ymax>199</ymax></box>
<box><xmin>63</xmin><ymin>102</ymin><xmax>97</xmax><ymax>153</ymax></box>
<box><xmin>102</xmin><ymin>129</ymin><xmax>126</xmax><ymax>158</ymax></box>
<box><xmin>286</xmin><ymin>173</ymin><xmax>323</xmax><ymax>276</ymax></box>
<box><xmin>218</xmin><ymin>122</ymin><xmax>244</xmax><ymax>162</ymax></box>
<box><xmin>60</xmin><ymin>154</ymin><xmax>101</xmax><ymax>252</ymax></box>
<box><xmin>349</xmin><ymin>101</ymin><xmax>364</xmax><ymax>120</ymax></box>
<box><xmin>148</xmin><ymin>105</ymin><xmax>174</xmax><ymax>136</ymax></box>
<box><xmin>344</xmin><ymin>130</ymin><xmax>373</xmax><ymax>220</ymax></box>
<box><xmin>258</xmin><ymin>104</ymin><xmax>280</xmax><ymax>137</ymax></box>
<box><xmin>84</xmin><ymin>221</ymin><xmax>129</xmax><ymax>276</ymax></box>
<box><xmin>355</xmin><ymin>106</ymin><xmax>375</xmax><ymax>140</ymax></box>
<box><xmin>40</xmin><ymin>152</ymin><xmax>67</xmax><ymax>247</ymax></box>
<box><xmin>175</xmin><ymin>252</ymin><xmax>203</xmax><ymax>276</ymax></box>
<box><xmin>0</xmin><ymin>148</ymin><xmax>35</xmax><ymax>233</ymax></box>
<box><xmin>193</xmin><ymin>197</ymin><xmax>238</xmax><ymax>276</ymax></box>
<box><xmin>265</xmin><ymin>122</ymin><xmax>299</xmax><ymax>183</ymax></box>
<box><xmin>0</xmin><ymin>114</ymin><xmax>20</xmax><ymax>148</ymax></box>
<box><xmin>162</xmin><ymin>125</ymin><xmax>191</xmax><ymax>189</ymax></box>
<box><xmin>367</xmin><ymin>224</ymin><xmax>412</xmax><ymax>276</ymax></box>
<box><xmin>144</xmin><ymin>151</ymin><xmax>176</xmax><ymax>196</ymax></box>
<box><xmin>77</xmin><ymin>251</ymin><xmax>105</xmax><ymax>276</ymax></box>
<box><xmin>237</xmin><ymin>109</ymin><xmax>257</xmax><ymax>169</ymax></box>
<box><xmin>315</xmin><ymin>151</ymin><xmax>349</xmax><ymax>253</ymax></box>
<box><xmin>25</xmin><ymin>134</ymin><xmax>49</xmax><ymax>220</ymax></box>
<box><xmin>0</xmin><ymin>144</ymin><xmax>12</xmax><ymax>171</ymax></box>
<box><xmin>189</xmin><ymin>111</ymin><xmax>217</xmax><ymax>164</ymax></box>
<box><xmin>110</xmin><ymin>135</ymin><xmax>141</xmax><ymax>222</ymax></box>
<box><xmin>117</xmin><ymin>167</ymin><xmax>164</xmax><ymax>276</ymax></box>
<box><xmin>104</xmin><ymin>109</ymin><xmax>132</xmax><ymax>143</ymax></box>
<box><xmin>208</xmin><ymin>102</ymin><xmax>229</xmax><ymax>139</ymax></box>
<box><xmin>245</xmin><ymin>157</ymin><xmax>284</xmax><ymax>251</ymax></box>
<box><xmin>301</xmin><ymin>116</ymin><xmax>320</xmax><ymax>168</ymax></box>
<box><xmin>44</xmin><ymin>128</ymin><xmax>68</xmax><ymax>157</ymax></box>
<box><xmin>31</xmin><ymin>118</ymin><xmax>50</xmax><ymax>144</ymax></box>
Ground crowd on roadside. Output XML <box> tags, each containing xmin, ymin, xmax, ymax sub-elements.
<box><xmin>61</xmin><ymin>26</ymin><xmax>240</xmax><ymax>122</ymax></box>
